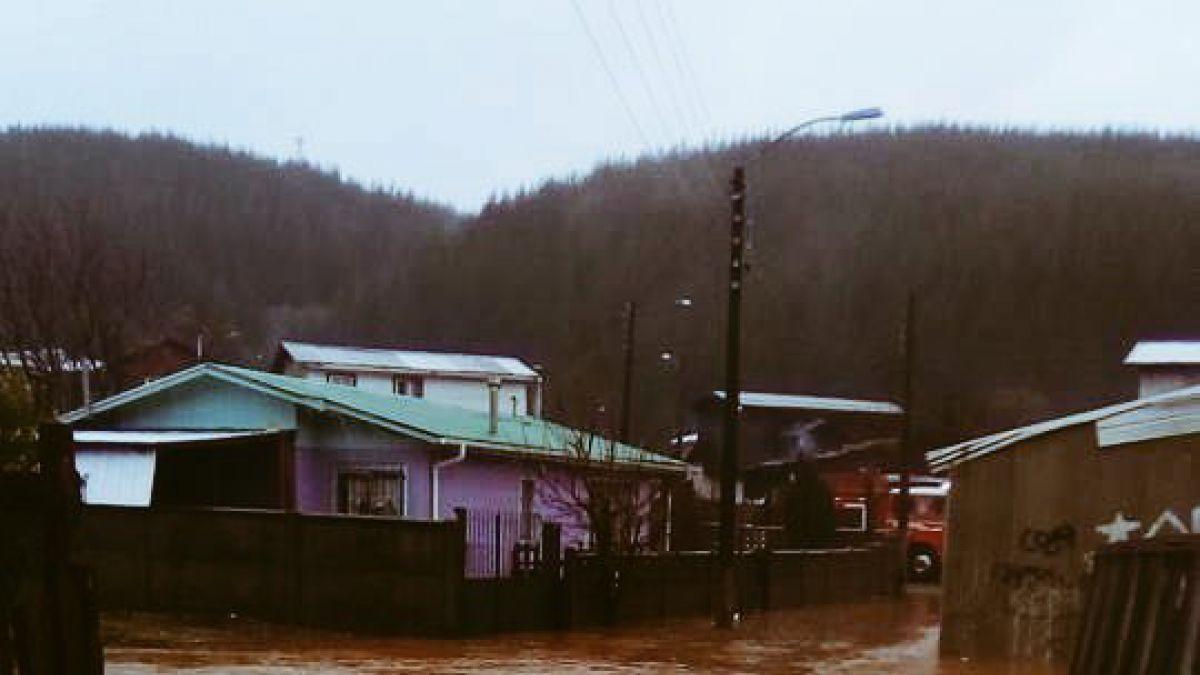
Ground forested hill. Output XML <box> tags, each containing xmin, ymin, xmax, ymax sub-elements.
<box><xmin>1</xmin><ymin>127</ymin><xmax>1198</xmax><ymax>453</ymax></box>
<box><xmin>443</xmin><ymin>130</ymin><xmax>1200</xmax><ymax>452</ymax></box>
<box><xmin>0</xmin><ymin>127</ymin><xmax>459</xmax><ymax>370</ymax></box>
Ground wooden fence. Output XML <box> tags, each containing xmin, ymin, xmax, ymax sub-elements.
<box><xmin>74</xmin><ymin>506</ymin><xmax>900</xmax><ymax>638</ymax></box>
<box><xmin>0</xmin><ymin>425</ymin><xmax>102</xmax><ymax>675</ymax></box>
<box><xmin>561</xmin><ymin>542</ymin><xmax>901</xmax><ymax>628</ymax></box>
<box><xmin>77</xmin><ymin>506</ymin><xmax>465</xmax><ymax>635</ymax></box>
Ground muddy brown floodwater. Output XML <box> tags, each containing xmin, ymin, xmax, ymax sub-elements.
<box><xmin>104</xmin><ymin>588</ymin><xmax>1063</xmax><ymax>674</ymax></box>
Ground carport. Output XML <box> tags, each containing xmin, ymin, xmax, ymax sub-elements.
<box><xmin>73</xmin><ymin>429</ymin><xmax>294</xmax><ymax>509</ymax></box>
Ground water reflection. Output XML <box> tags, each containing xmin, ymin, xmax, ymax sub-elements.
<box><xmin>104</xmin><ymin>588</ymin><xmax>1061</xmax><ymax>674</ymax></box>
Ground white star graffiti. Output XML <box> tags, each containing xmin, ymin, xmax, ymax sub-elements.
<box><xmin>1096</xmin><ymin>511</ymin><xmax>1142</xmax><ymax>543</ymax></box>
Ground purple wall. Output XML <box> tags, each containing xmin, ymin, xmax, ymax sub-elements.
<box><xmin>294</xmin><ymin>412</ymin><xmax>434</xmax><ymax>518</ymax></box>
<box><xmin>436</xmin><ymin>454</ymin><xmax>592</xmax><ymax>549</ymax></box>
<box><xmin>290</xmin><ymin>411</ymin><xmax>668</xmax><ymax>554</ymax></box>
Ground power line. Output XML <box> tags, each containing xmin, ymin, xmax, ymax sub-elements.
<box><xmin>570</xmin><ymin>0</ymin><xmax>652</xmax><ymax>147</ymax></box>
<box><xmin>632</xmin><ymin>0</ymin><xmax>696</xmax><ymax>135</ymax></box>
<box><xmin>657</xmin><ymin>0</ymin><xmax>716</xmax><ymax>127</ymax></box>
<box><xmin>649</xmin><ymin>0</ymin><xmax>722</xmax><ymax>193</ymax></box>
<box><xmin>649</xmin><ymin>0</ymin><xmax>708</xmax><ymax>132</ymax></box>
<box><xmin>606</xmin><ymin>0</ymin><xmax>674</xmax><ymax>142</ymax></box>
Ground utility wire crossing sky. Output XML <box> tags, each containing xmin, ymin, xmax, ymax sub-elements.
<box><xmin>2</xmin><ymin>0</ymin><xmax>1197</xmax><ymax>211</ymax></box>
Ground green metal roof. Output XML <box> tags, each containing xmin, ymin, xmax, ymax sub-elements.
<box><xmin>63</xmin><ymin>363</ymin><xmax>684</xmax><ymax>472</ymax></box>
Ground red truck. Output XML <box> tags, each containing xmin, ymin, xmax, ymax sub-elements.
<box><xmin>827</xmin><ymin>471</ymin><xmax>949</xmax><ymax>582</ymax></box>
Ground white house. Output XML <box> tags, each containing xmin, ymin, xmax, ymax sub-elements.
<box><xmin>271</xmin><ymin>340</ymin><xmax>543</xmax><ymax>418</ymax></box>
<box><xmin>1124</xmin><ymin>340</ymin><xmax>1200</xmax><ymax>398</ymax></box>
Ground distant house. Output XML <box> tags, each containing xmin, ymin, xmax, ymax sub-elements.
<box><xmin>1124</xmin><ymin>339</ymin><xmax>1200</xmax><ymax>397</ymax></box>
<box><xmin>1</xmin><ymin>349</ymin><xmax>102</xmax><ymax>413</ymax></box>
<box><xmin>927</xmin><ymin>342</ymin><xmax>1200</xmax><ymax>662</ymax></box>
<box><xmin>110</xmin><ymin>337</ymin><xmax>196</xmax><ymax>390</ymax></box>
<box><xmin>62</xmin><ymin>363</ymin><xmax>683</xmax><ymax>556</ymax></box>
<box><xmin>272</xmin><ymin>340</ymin><xmax>543</xmax><ymax>417</ymax></box>
<box><xmin>689</xmin><ymin>391</ymin><xmax>904</xmax><ymax>500</ymax></box>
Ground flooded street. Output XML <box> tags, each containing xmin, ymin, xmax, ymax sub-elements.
<box><xmin>104</xmin><ymin>589</ymin><xmax>1063</xmax><ymax>674</ymax></box>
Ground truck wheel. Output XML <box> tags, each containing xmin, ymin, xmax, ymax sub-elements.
<box><xmin>908</xmin><ymin>544</ymin><xmax>940</xmax><ymax>583</ymax></box>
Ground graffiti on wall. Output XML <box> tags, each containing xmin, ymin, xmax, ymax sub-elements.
<box><xmin>989</xmin><ymin>561</ymin><xmax>1077</xmax><ymax>660</ymax></box>
<box><xmin>1019</xmin><ymin>523</ymin><xmax>1075</xmax><ymax>556</ymax></box>
<box><xmin>1095</xmin><ymin>506</ymin><xmax>1200</xmax><ymax>544</ymax></box>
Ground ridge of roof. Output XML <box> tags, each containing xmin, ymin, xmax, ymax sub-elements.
<box><xmin>279</xmin><ymin>340</ymin><xmax>539</xmax><ymax>379</ymax></box>
<box><xmin>713</xmin><ymin>390</ymin><xmax>903</xmax><ymax>415</ymax></box>
<box><xmin>925</xmin><ymin>384</ymin><xmax>1200</xmax><ymax>473</ymax></box>
<box><xmin>61</xmin><ymin>362</ymin><xmax>682</xmax><ymax>471</ymax></box>
<box><xmin>1125</xmin><ymin>340</ymin><xmax>1200</xmax><ymax>366</ymax></box>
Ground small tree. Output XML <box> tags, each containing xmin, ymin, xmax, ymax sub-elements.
<box><xmin>537</xmin><ymin>428</ymin><xmax>666</xmax><ymax>557</ymax></box>
<box><xmin>0</xmin><ymin>370</ymin><xmax>37</xmax><ymax>446</ymax></box>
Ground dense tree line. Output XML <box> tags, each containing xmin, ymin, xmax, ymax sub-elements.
<box><xmin>0</xmin><ymin>127</ymin><xmax>1197</xmax><ymax>454</ymax></box>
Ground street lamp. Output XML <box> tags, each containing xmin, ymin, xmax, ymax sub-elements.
<box><xmin>715</xmin><ymin>107</ymin><xmax>883</xmax><ymax>629</ymax></box>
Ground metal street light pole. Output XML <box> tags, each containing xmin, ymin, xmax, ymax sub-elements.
<box><xmin>715</xmin><ymin>107</ymin><xmax>883</xmax><ymax>629</ymax></box>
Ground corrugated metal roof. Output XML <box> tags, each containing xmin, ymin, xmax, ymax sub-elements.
<box><xmin>74</xmin><ymin>430</ymin><xmax>276</xmax><ymax>445</ymax></box>
<box><xmin>714</xmin><ymin>391</ymin><xmax>903</xmax><ymax>415</ymax></box>
<box><xmin>63</xmin><ymin>363</ymin><xmax>682</xmax><ymax>472</ymax></box>
<box><xmin>925</xmin><ymin>384</ymin><xmax>1200</xmax><ymax>474</ymax></box>
<box><xmin>1125</xmin><ymin>341</ymin><xmax>1200</xmax><ymax>365</ymax></box>
<box><xmin>280</xmin><ymin>341</ymin><xmax>538</xmax><ymax>379</ymax></box>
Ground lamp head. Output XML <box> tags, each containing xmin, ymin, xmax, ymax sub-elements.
<box><xmin>839</xmin><ymin>107</ymin><xmax>884</xmax><ymax>122</ymax></box>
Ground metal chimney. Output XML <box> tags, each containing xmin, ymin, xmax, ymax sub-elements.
<box><xmin>487</xmin><ymin>378</ymin><xmax>501</xmax><ymax>434</ymax></box>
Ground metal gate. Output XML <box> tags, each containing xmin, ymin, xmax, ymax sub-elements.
<box><xmin>1072</xmin><ymin>536</ymin><xmax>1200</xmax><ymax>674</ymax></box>
<box><xmin>463</xmin><ymin>509</ymin><xmax>545</xmax><ymax>578</ymax></box>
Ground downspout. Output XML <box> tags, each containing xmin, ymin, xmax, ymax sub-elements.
<box><xmin>430</xmin><ymin>442</ymin><xmax>468</xmax><ymax>520</ymax></box>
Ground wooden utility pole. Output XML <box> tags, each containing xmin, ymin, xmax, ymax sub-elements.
<box><xmin>895</xmin><ymin>291</ymin><xmax>917</xmax><ymax>576</ymax></box>
<box><xmin>716</xmin><ymin>165</ymin><xmax>747</xmax><ymax>628</ymax></box>
<box><xmin>618</xmin><ymin>301</ymin><xmax>637</xmax><ymax>443</ymax></box>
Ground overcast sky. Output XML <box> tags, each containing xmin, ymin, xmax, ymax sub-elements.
<box><xmin>3</xmin><ymin>0</ymin><xmax>1197</xmax><ymax>212</ymax></box>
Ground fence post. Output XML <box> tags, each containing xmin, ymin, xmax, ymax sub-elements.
<box><xmin>759</xmin><ymin>546</ymin><xmax>772</xmax><ymax>612</ymax></box>
<box><xmin>541</xmin><ymin>523</ymin><xmax>561</xmax><ymax>575</ymax></box>
<box><xmin>444</xmin><ymin>509</ymin><xmax>467</xmax><ymax>635</ymax></box>
<box><xmin>493</xmin><ymin>512</ymin><xmax>502</xmax><ymax>579</ymax></box>
<box><xmin>40</xmin><ymin>423</ymin><xmax>73</xmax><ymax>675</ymax></box>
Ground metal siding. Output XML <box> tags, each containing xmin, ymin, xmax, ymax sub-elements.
<box><xmin>75</xmin><ymin>449</ymin><xmax>157</xmax><ymax>506</ymax></box>
<box><xmin>941</xmin><ymin>424</ymin><xmax>1200</xmax><ymax>662</ymax></box>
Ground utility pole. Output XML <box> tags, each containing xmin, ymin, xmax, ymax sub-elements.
<box><xmin>895</xmin><ymin>291</ymin><xmax>917</xmax><ymax>578</ymax></box>
<box><xmin>618</xmin><ymin>301</ymin><xmax>637</xmax><ymax>443</ymax></box>
<box><xmin>716</xmin><ymin>165</ymin><xmax>746</xmax><ymax>628</ymax></box>
<box><xmin>710</xmin><ymin>107</ymin><xmax>881</xmax><ymax>628</ymax></box>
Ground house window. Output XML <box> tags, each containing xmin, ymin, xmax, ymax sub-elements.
<box><xmin>392</xmin><ymin>375</ymin><xmax>424</xmax><ymax>397</ymax></box>
<box><xmin>326</xmin><ymin>372</ymin><xmax>357</xmax><ymax>387</ymax></box>
<box><xmin>519</xmin><ymin>478</ymin><xmax>536</xmax><ymax>541</ymax></box>
<box><xmin>337</xmin><ymin>468</ymin><xmax>405</xmax><ymax>517</ymax></box>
